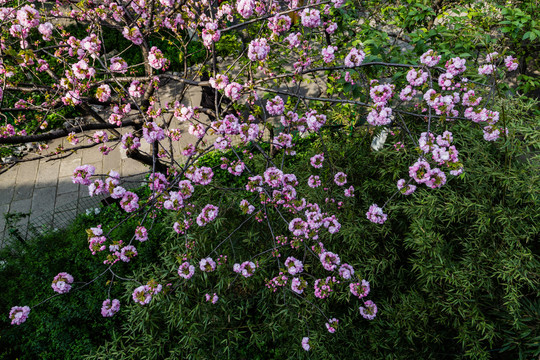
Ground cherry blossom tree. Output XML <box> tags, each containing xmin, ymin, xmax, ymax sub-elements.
<box><xmin>2</xmin><ymin>0</ymin><xmax>520</xmax><ymax>352</ymax></box>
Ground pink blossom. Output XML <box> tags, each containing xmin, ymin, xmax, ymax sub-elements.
<box><xmin>314</xmin><ymin>276</ymin><xmax>338</xmax><ymax>299</ymax></box>
<box><xmin>239</xmin><ymin>199</ymin><xmax>255</xmax><ymax>214</ymax></box>
<box><xmin>266</xmin><ymin>96</ymin><xmax>285</xmax><ymax>116</ymax></box>
<box><xmin>233</xmin><ymin>261</ymin><xmax>257</xmax><ymax>277</ymax></box>
<box><xmin>425</xmin><ymin>168</ymin><xmax>447</xmax><ymax>189</ymax></box>
<box><xmin>366</xmin><ymin>203</ymin><xmax>387</xmax><ymax>224</ymax></box>
<box><xmin>201</xmin><ymin>22</ymin><xmax>221</xmax><ymax>48</ymax></box>
<box><xmin>209</xmin><ymin>74</ymin><xmax>229</xmax><ymax>90</ymax></box>
<box><xmin>199</xmin><ymin>257</ymin><xmax>217</xmax><ymax>272</ymax></box>
<box><xmin>38</xmin><ymin>22</ymin><xmax>53</xmax><ymax>40</ymax></box>
<box><xmin>120</xmin><ymin>191</ymin><xmax>139</xmax><ymax>212</ymax></box>
<box><xmin>419</xmin><ymin>49</ymin><xmax>440</xmax><ymax>67</ymax></box>
<box><xmin>72</xmin><ymin>165</ymin><xmax>95</xmax><ymax>185</ymax></box>
<box><xmin>409</xmin><ymin>159</ymin><xmax>431</xmax><ymax>183</ymax></box>
<box><xmin>320</xmin><ymin>251</ymin><xmax>340</xmax><ymax>271</ymax></box>
<box><xmin>308</xmin><ymin>175</ymin><xmax>321</xmax><ymax>188</ymax></box>
<box><xmin>132</xmin><ymin>285</ymin><xmax>152</xmax><ymax>305</ymax></box>
<box><xmin>237</xmin><ymin>0</ymin><xmax>255</xmax><ymax>18</ymax></box>
<box><xmin>110</xmin><ymin>56</ymin><xmax>128</xmax><ymax>74</ymax></box>
<box><xmin>121</xmin><ymin>132</ymin><xmax>141</xmax><ymax>150</ymax></box>
<box><xmin>148</xmin><ymin>46</ymin><xmax>168</xmax><ymax>70</ymax></box>
<box><xmin>263</xmin><ymin>167</ymin><xmax>283</xmax><ymax>187</ymax></box>
<box><xmin>128</xmin><ymin>80</ymin><xmax>144</xmax><ymax>98</ymax></box>
<box><xmin>338</xmin><ymin>263</ymin><xmax>354</xmax><ymax>279</ymax></box>
<box><xmin>397</xmin><ymin>179</ymin><xmax>416</xmax><ymax>195</ymax></box>
<box><xmin>406</xmin><ymin>69</ymin><xmax>428</xmax><ymax>86</ymax></box>
<box><xmin>370</xmin><ymin>84</ymin><xmax>394</xmax><ymax>105</ymax></box>
<box><xmin>17</xmin><ymin>5</ymin><xmax>40</xmax><ymax>28</ymax></box>
<box><xmin>62</xmin><ymin>90</ymin><xmax>81</xmax><ymax>106</ymax></box>
<box><xmin>285</xmin><ymin>32</ymin><xmax>302</xmax><ymax>48</ymax></box>
<box><xmin>224</xmin><ymin>82</ymin><xmax>243</xmax><ymax>101</ymax></box>
<box><xmin>309</xmin><ymin>153</ymin><xmax>324</xmax><ymax>168</ymax></box>
<box><xmin>483</xmin><ymin>125</ymin><xmax>506</xmax><ymax>141</ymax></box>
<box><xmin>399</xmin><ymin>85</ymin><xmax>416</xmax><ymax>101</ymax></box>
<box><xmin>134</xmin><ymin>226</ymin><xmax>148</xmax><ymax>242</ymax></box>
<box><xmin>205</xmin><ymin>293</ymin><xmax>219</xmax><ymax>304</ymax></box>
<box><xmin>196</xmin><ymin>204</ymin><xmax>219</xmax><ymax>226</ymax></box>
<box><xmin>478</xmin><ymin>64</ymin><xmax>495</xmax><ymax>75</ymax></box>
<box><xmin>367</xmin><ymin>107</ymin><xmax>393</xmax><ymax>126</ymax></box>
<box><xmin>359</xmin><ymin>300</ymin><xmax>378</xmax><ymax>320</ymax></box>
<box><xmin>248</xmin><ymin>38</ymin><xmax>270</xmax><ymax>62</ymax></box>
<box><xmin>326</xmin><ymin>318</ymin><xmax>339</xmax><ymax>333</ymax></box>
<box><xmin>289</xmin><ymin>218</ymin><xmax>308</xmax><ymax>237</ymax></box>
<box><xmin>96</xmin><ymin>84</ymin><xmax>111</xmax><ymax>102</ymax></box>
<box><xmin>178</xmin><ymin>262</ymin><xmax>195</xmax><ymax>279</ymax></box>
<box><xmin>462</xmin><ymin>90</ymin><xmax>482</xmax><ymax>106</ymax></box>
<box><xmin>122</xmin><ymin>26</ymin><xmax>143</xmax><ymax>45</ymax></box>
<box><xmin>505</xmin><ymin>55</ymin><xmax>518</xmax><ymax>71</ymax></box>
<box><xmin>101</xmin><ymin>299</ymin><xmax>120</xmax><ymax>317</ymax></box>
<box><xmin>300</xmin><ymin>8</ymin><xmax>321</xmax><ymax>28</ymax></box>
<box><xmin>332</xmin><ymin>0</ymin><xmax>345</xmax><ymax>8</ymax></box>
<box><xmin>322</xmin><ymin>46</ymin><xmax>337</xmax><ymax>63</ymax></box>
<box><xmin>9</xmin><ymin>306</ymin><xmax>30</xmax><ymax>325</ymax></box>
<box><xmin>350</xmin><ymin>280</ymin><xmax>370</xmax><ymax>299</ymax></box>
<box><xmin>51</xmin><ymin>272</ymin><xmax>74</xmax><ymax>294</ymax></box>
<box><xmin>148</xmin><ymin>172</ymin><xmax>169</xmax><ymax>193</ymax></box>
<box><xmin>120</xmin><ymin>245</ymin><xmax>138</xmax><ymax>262</ymax></box>
<box><xmin>445</xmin><ymin>57</ymin><xmax>467</xmax><ymax>76</ymax></box>
<box><xmin>268</xmin><ymin>14</ymin><xmax>291</xmax><ymax>34</ymax></box>
<box><xmin>285</xmin><ymin>256</ymin><xmax>304</xmax><ymax>275</ymax></box>
<box><xmin>291</xmin><ymin>277</ymin><xmax>308</xmax><ymax>294</ymax></box>
<box><xmin>301</xmin><ymin>337</ymin><xmax>311</xmax><ymax>351</ymax></box>
<box><xmin>344</xmin><ymin>48</ymin><xmax>365</xmax><ymax>67</ymax></box>
<box><xmin>142</xmin><ymin>122</ymin><xmax>165</xmax><ymax>143</ymax></box>
<box><xmin>72</xmin><ymin>59</ymin><xmax>95</xmax><ymax>79</ymax></box>
<box><xmin>344</xmin><ymin>185</ymin><xmax>355</xmax><ymax>197</ymax></box>
<box><xmin>334</xmin><ymin>172</ymin><xmax>347</xmax><ymax>186</ymax></box>
<box><xmin>326</xmin><ymin>22</ymin><xmax>338</xmax><ymax>34</ymax></box>
<box><xmin>191</xmin><ymin>166</ymin><xmax>214</xmax><ymax>185</ymax></box>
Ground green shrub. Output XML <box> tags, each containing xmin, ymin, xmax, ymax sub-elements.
<box><xmin>83</xmin><ymin>96</ymin><xmax>539</xmax><ymax>359</ymax></box>
<box><xmin>0</xmin><ymin>205</ymin><xmax>164</xmax><ymax>360</ymax></box>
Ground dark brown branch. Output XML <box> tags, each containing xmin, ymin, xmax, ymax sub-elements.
<box><xmin>0</xmin><ymin>120</ymin><xmax>140</xmax><ymax>144</ymax></box>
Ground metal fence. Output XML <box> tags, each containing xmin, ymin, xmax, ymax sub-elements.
<box><xmin>1</xmin><ymin>175</ymin><xmax>145</xmax><ymax>248</ymax></box>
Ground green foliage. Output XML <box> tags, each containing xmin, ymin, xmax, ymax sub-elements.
<box><xmin>0</xmin><ymin>205</ymin><xmax>164</xmax><ymax>360</ymax></box>
<box><xmin>83</xmin><ymin>96</ymin><xmax>539</xmax><ymax>359</ymax></box>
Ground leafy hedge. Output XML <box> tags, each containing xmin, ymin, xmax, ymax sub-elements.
<box><xmin>0</xmin><ymin>206</ymin><xmax>164</xmax><ymax>360</ymax></box>
<box><xmin>84</xmin><ymin>99</ymin><xmax>538</xmax><ymax>358</ymax></box>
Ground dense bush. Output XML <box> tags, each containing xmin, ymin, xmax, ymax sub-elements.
<box><xmin>81</xmin><ymin>97</ymin><xmax>538</xmax><ymax>359</ymax></box>
<box><xmin>0</xmin><ymin>207</ymin><xmax>164</xmax><ymax>360</ymax></box>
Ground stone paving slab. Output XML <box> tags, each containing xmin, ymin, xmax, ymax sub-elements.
<box><xmin>35</xmin><ymin>160</ymin><xmax>60</xmax><ymax>189</ymax></box>
<box><xmin>31</xmin><ymin>187</ymin><xmax>57</xmax><ymax>218</ymax></box>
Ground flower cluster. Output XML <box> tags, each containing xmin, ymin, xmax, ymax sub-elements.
<box><xmin>247</xmin><ymin>38</ymin><xmax>270</xmax><ymax>62</ymax></box>
<box><xmin>51</xmin><ymin>272</ymin><xmax>74</xmax><ymax>294</ymax></box>
<box><xmin>101</xmin><ymin>299</ymin><xmax>121</xmax><ymax>317</ymax></box>
<box><xmin>9</xmin><ymin>306</ymin><xmax>30</xmax><ymax>325</ymax></box>
<box><xmin>266</xmin><ymin>95</ymin><xmax>285</xmax><ymax>116</ymax></box>
<box><xmin>148</xmin><ymin>46</ymin><xmax>168</xmax><ymax>70</ymax></box>
<box><xmin>284</xmin><ymin>256</ymin><xmax>304</xmax><ymax>275</ymax></box>
<box><xmin>199</xmin><ymin>257</ymin><xmax>217</xmax><ymax>272</ymax></box>
<box><xmin>359</xmin><ymin>300</ymin><xmax>378</xmax><ymax>320</ymax></box>
<box><xmin>233</xmin><ymin>261</ymin><xmax>257</xmax><ymax>277</ymax></box>
<box><xmin>366</xmin><ymin>204</ymin><xmax>387</xmax><ymax>224</ymax></box>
